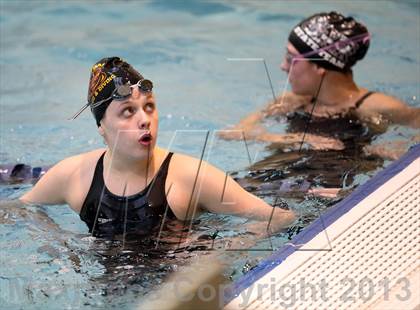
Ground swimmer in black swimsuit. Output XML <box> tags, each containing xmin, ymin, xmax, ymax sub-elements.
<box><xmin>13</xmin><ymin>57</ymin><xmax>295</xmax><ymax>241</ymax></box>
<box><xmin>79</xmin><ymin>152</ymin><xmax>175</xmax><ymax>239</ymax></box>
<box><xmin>220</xmin><ymin>11</ymin><xmax>419</xmax><ymax>151</ymax></box>
<box><xmin>219</xmin><ymin>12</ymin><xmax>419</xmax><ymax>198</ymax></box>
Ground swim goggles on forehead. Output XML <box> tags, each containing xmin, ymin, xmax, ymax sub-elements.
<box><xmin>69</xmin><ymin>79</ymin><xmax>153</xmax><ymax>120</ymax></box>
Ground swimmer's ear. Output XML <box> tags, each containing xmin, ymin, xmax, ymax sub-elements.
<box><xmin>98</xmin><ymin>126</ymin><xmax>108</xmax><ymax>145</ymax></box>
<box><xmin>315</xmin><ymin>65</ymin><xmax>326</xmax><ymax>76</ymax></box>
<box><xmin>98</xmin><ymin>125</ymin><xmax>105</xmax><ymax>137</ymax></box>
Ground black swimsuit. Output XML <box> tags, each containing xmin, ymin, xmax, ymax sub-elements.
<box><xmin>79</xmin><ymin>152</ymin><xmax>176</xmax><ymax>239</ymax></box>
<box><xmin>286</xmin><ymin>91</ymin><xmax>376</xmax><ymax>147</ymax></box>
<box><xmin>247</xmin><ymin>91</ymin><xmax>382</xmax><ymax>189</ymax></box>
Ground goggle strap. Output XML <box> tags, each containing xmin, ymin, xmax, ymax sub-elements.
<box><xmin>68</xmin><ymin>103</ymin><xmax>90</xmax><ymax>120</ymax></box>
<box><xmin>90</xmin><ymin>98</ymin><xmax>110</xmax><ymax>109</ymax></box>
<box><xmin>68</xmin><ymin>79</ymin><xmax>153</xmax><ymax>121</ymax></box>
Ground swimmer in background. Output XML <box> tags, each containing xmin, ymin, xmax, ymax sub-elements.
<box><xmin>2</xmin><ymin>57</ymin><xmax>294</xmax><ymax>241</ymax></box>
<box><xmin>219</xmin><ymin>11</ymin><xmax>420</xmax><ymax>153</ymax></box>
<box><xmin>219</xmin><ymin>11</ymin><xmax>419</xmax><ymax>199</ymax></box>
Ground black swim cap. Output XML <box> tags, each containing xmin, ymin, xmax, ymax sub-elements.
<box><xmin>288</xmin><ymin>11</ymin><xmax>370</xmax><ymax>72</ymax></box>
<box><xmin>87</xmin><ymin>57</ymin><xmax>144</xmax><ymax>126</ymax></box>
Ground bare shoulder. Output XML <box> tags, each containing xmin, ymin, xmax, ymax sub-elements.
<box><xmin>167</xmin><ymin>152</ymin><xmax>210</xmax><ymax>180</ymax></box>
<box><xmin>20</xmin><ymin>148</ymin><xmax>106</xmax><ymax>212</ymax></box>
<box><xmin>69</xmin><ymin>148</ymin><xmax>106</xmax><ymax>175</ymax></box>
<box><xmin>357</xmin><ymin>92</ymin><xmax>419</xmax><ymax>127</ymax></box>
<box><xmin>50</xmin><ymin>148</ymin><xmax>105</xmax><ymax>181</ymax></box>
<box><xmin>360</xmin><ymin>92</ymin><xmax>407</xmax><ymax>112</ymax></box>
<box><xmin>164</xmin><ymin>151</ymin><xmax>232</xmax><ymax>220</ymax></box>
<box><xmin>166</xmin><ymin>151</ymin><xmax>232</xmax><ymax>198</ymax></box>
<box><xmin>167</xmin><ymin>152</ymin><xmax>219</xmax><ymax>186</ymax></box>
<box><xmin>162</xmin><ymin>151</ymin><xmax>204</xmax><ymax>219</ymax></box>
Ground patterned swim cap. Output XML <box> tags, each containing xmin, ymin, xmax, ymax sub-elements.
<box><xmin>288</xmin><ymin>11</ymin><xmax>370</xmax><ymax>72</ymax></box>
<box><xmin>88</xmin><ymin>57</ymin><xmax>144</xmax><ymax>126</ymax></box>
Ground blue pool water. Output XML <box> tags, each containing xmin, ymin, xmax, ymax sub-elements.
<box><xmin>0</xmin><ymin>1</ymin><xmax>419</xmax><ymax>308</ymax></box>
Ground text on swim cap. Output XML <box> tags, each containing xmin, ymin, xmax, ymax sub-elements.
<box><xmin>92</xmin><ymin>74</ymin><xmax>116</xmax><ymax>102</ymax></box>
<box><xmin>294</xmin><ymin>26</ymin><xmax>346</xmax><ymax>69</ymax></box>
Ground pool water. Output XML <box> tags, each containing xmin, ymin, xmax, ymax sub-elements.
<box><xmin>0</xmin><ymin>1</ymin><xmax>419</xmax><ymax>308</ymax></box>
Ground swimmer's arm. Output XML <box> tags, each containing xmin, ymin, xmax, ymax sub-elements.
<box><xmin>386</xmin><ymin>104</ymin><xmax>420</xmax><ymax>128</ymax></box>
<box><xmin>256</xmin><ymin>132</ymin><xmax>345</xmax><ymax>151</ymax></box>
<box><xmin>195</xmin><ymin>162</ymin><xmax>296</xmax><ymax>233</ymax></box>
<box><xmin>363</xmin><ymin>133</ymin><xmax>420</xmax><ymax>160</ymax></box>
<box><xmin>360</xmin><ymin>94</ymin><xmax>420</xmax><ymax>128</ymax></box>
<box><xmin>0</xmin><ymin>199</ymin><xmax>82</xmax><ymax>270</ymax></box>
<box><xmin>217</xmin><ymin>110</ymin><xmax>266</xmax><ymax>141</ymax></box>
<box><xmin>218</xmin><ymin>92</ymin><xmax>310</xmax><ymax>141</ymax></box>
<box><xmin>19</xmin><ymin>156</ymin><xmax>78</xmax><ymax>206</ymax></box>
<box><xmin>0</xmin><ymin>199</ymin><xmax>64</xmax><ymax>230</ymax></box>
<box><xmin>0</xmin><ymin>199</ymin><xmax>68</xmax><ymax>235</ymax></box>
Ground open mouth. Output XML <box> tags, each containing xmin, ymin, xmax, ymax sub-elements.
<box><xmin>138</xmin><ymin>133</ymin><xmax>152</xmax><ymax>146</ymax></box>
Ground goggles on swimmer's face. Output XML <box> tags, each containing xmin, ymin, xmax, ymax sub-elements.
<box><xmin>69</xmin><ymin>79</ymin><xmax>153</xmax><ymax>120</ymax></box>
<box><xmin>284</xmin><ymin>50</ymin><xmax>301</xmax><ymax>64</ymax></box>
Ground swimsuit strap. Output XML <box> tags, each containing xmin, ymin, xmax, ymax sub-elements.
<box><xmin>93</xmin><ymin>151</ymin><xmax>106</xmax><ymax>191</ymax></box>
<box><xmin>85</xmin><ymin>151</ymin><xmax>174</xmax><ymax>201</ymax></box>
<box><xmin>79</xmin><ymin>152</ymin><xmax>106</xmax><ymax>220</ymax></box>
<box><xmin>80</xmin><ymin>151</ymin><xmax>174</xmax><ymax>220</ymax></box>
<box><xmin>354</xmin><ymin>91</ymin><xmax>375</xmax><ymax>109</ymax></box>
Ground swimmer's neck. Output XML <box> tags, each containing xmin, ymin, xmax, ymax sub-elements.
<box><xmin>102</xmin><ymin>147</ymin><xmax>161</xmax><ymax>177</ymax></box>
<box><xmin>315</xmin><ymin>71</ymin><xmax>362</xmax><ymax>107</ymax></box>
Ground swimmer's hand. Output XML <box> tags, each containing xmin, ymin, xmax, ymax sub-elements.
<box><xmin>217</xmin><ymin>124</ymin><xmax>267</xmax><ymax>141</ymax></box>
<box><xmin>259</xmin><ymin>132</ymin><xmax>345</xmax><ymax>151</ymax></box>
<box><xmin>218</xmin><ymin>126</ymin><xmax>345</xmax><ymax>151</ymax></box>
<box><xmin>224</xmin><ymin>211</ymin><xmax>296</xmax><ymax>250</ymax></box>
<box><xmin>263</xmin><ymin>92</ymin><xmax>311</xmax><ymax>117</ymax></box>
<box><xmin>307</xmin><ymin>188</ymin><xmax>341</xmax><ymax>198</ymax></box>
<box><xmin>244</xmin><ymin>207</ymin><xmax>296</xmax><ymax>237</ymax></box>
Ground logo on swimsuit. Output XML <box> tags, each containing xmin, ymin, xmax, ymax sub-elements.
<box><xmin>97</xmin><ymin>217</ymin><xmax>113</xmax><ymax>224</ymax></box>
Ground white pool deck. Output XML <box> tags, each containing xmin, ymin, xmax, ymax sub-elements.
<box><xmin>224</xmin><ymin>144</ymin><xmax>419</xmax><ymax>310</ymax></box>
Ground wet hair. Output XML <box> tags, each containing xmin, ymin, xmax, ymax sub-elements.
<box><xmin>87</xmin><ymin>57</ymin><xmax>144</xmax><ymax>126</ymax></box>
<box><xmin>288</xmin><ymin>11</ymin><xmax>370</xmax><ymax>72</ymax></box>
